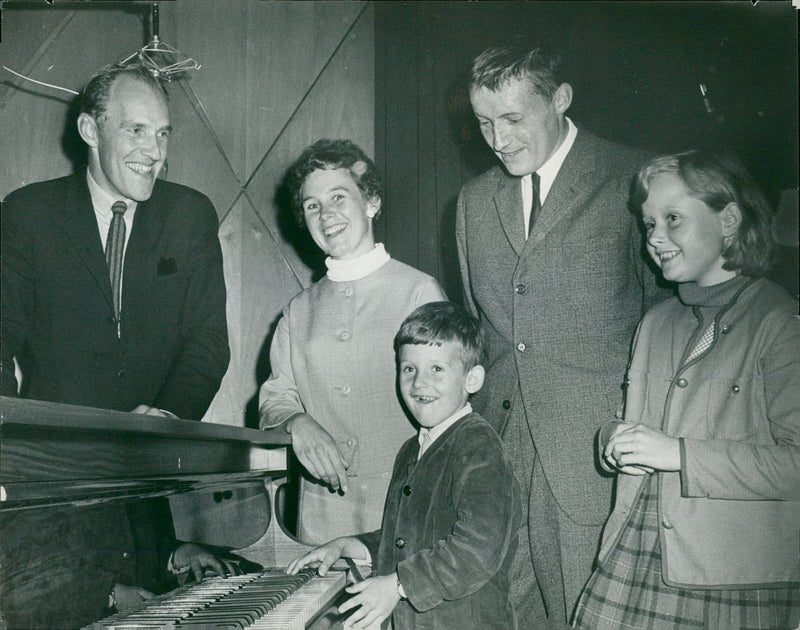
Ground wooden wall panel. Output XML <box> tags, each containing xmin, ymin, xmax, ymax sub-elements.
<box><xmin>0</xmin><ymin>7</ymin><xmax>147</xmax><ymax>192</ymax></box>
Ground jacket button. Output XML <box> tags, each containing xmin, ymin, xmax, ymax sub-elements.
<box><xmin>344</xmin><ymin>287</ymin><xmax>354</xmax><ymax>297</ymax></box>
<box><xmin>731</xmin><ymin>384</ymin><xmax>740</xmax><ymax>394</ymax></box>
<box><xmin>502</xmin><ymin>399</ymin><xmax>511</xmax><ymax>410</ymax></box>
<box><xmin>676</xmin><ymin>378</ymin><xmax>688</xmax><ymax>388</ymax></box>
<box><xmin>118</xmin><ymin>369</ymin><xmax>127</xmax><ymax>378</ymax></box>
<box><xmin>122</xmin><ymin>551</ymin><xmax>131</xmax><ymax>560</ymax></box>
<box><xmin>395</xmin><ymin>538</ymin><xmax>405</xmax><ymax>549</ymax></box>
<box><xmin>721</xmin><ymin>324</ymin><xmax>732</xmax><ymax>334</ymax></box>
<box><xmin>339</xmin><ymin>330</ymin><xmax>351</xmax><ymax>341</ymax></box>
<box><xmin>516</xmin><ymin>342</ymin><xmax>526</xmax><ymax>352</ymax></box>
<box><xmin>515</xmin><ymin>284</ymin><xmax>526</xmax><ymax>294</ymax></box>
<box><xmin>402</xmin><ymin>485</ymin><xmax>412</xmax><ymax>496</ymax></box>
<box><xmin>340</xmin><ymin>384</ymin><xmax>351</xmax><ymax>395</ymax></box>
<box><xmin>661</xmin><ymin>518</ymin><xmax>673</xmax><ymax>530</ymax></box>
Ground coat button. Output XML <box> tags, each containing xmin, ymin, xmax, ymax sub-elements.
<box><xmin>515</xmin><ymin>284</ymin><xmax>526</xmax><ymax>294</ymax></box>
<box><xmin>731</xmin><ymin>384</ymin><xmax>740</xmax><ymax>394</ymax></box>
<box><xmin>721</xmin><ymin>324</ymin><xmax>732</xmax><ymax>334</ymax></box>
<box><xmin>118</xmin><ymin>369</ymin><xmax>127</xmax><ymax>378</ymax></box>
<box><xmin>502</xmin><ymin>399</ymin><xmax>511</xmax><ymax>410</ymax></box>
<box><xmin>661</xmin><ymin>518</ymin><xmax>673</xmax><ymax>530</ymax></box>
<box><xmin>339</xmin><ymin>330</ymin><xmax>351</xmax><ymax>341</ymax></box>
<box><xmin>402</xmin><ymin>485</ymin><xmax>412</xmax><ymax>496</ymax></box>
<box><xmin>347</xmin><ymin>438</ymin><xmax>356</xmax><ymax>447</ymax></box>
<box><xmin>122</xmin><ymin>551</ymin><xmax>131</xmax><ymax>560</ymax></box>
<box><xmin>676</xmin><ymin>378</ymin><xmax>688</xmax><ymax>388</ymax></box>
<box><xmin>395</xmin><ymin>538</ymin><xmax>405</xmax><ymax>549</ymax></box>
<box><xmin>344</xmin><ymin>287</ymin><xmax>354</xmax><ymax>297</ymax></box>
<box><xmin>516</xmin><ymin>342</ymin><xmax>526</xmax><ymax>352</ymax></box>
<box><xmin>340</xmin><ymin>384</ymin><xmax>351</xmax><ymax>395</ymax></box>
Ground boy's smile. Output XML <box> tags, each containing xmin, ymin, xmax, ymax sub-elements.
<box><xmin>398</xmin><ymin>341</ymin><xmax>484</xmax><ymax>429</ymax></box>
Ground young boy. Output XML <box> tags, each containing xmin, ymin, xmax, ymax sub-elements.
<box><xmin>287</xmin><ymin>301</ymin><xmax>521</xmax><ymax>630</ymax></box>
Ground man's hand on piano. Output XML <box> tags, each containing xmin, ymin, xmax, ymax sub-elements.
<box><xmin>172</xmin><ymin>543</ymin><xmax>243</xmax><ymax>582</ymax></box>
<box><xmin>286</xmin><ymin>536</ymin><xmax>366</xmax><ymax>577</ymax></box>
<box><xmin>130</xmin><ymin>404</ymin><xmax>174</xmax><ymax>418</ymax></box>
<box><xmin>339</xmin><ymin>573</ymin><xmax>400</xmax><ymax>630</ymax></box>
<box><xmin>113</xmin><ymin>583</ymin><xmax>154</xmax><ymax>612</ymax></box>
<box><xmin>285</xmin><ymin>413</ymin><xmax>350</xmax><ymax>493</ymax></box>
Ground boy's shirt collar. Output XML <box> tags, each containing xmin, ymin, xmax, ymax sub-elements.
<box><xmin>418</xmin><ymin>403</ymin><xmax>472</xmax><ymax>460</ymax></box>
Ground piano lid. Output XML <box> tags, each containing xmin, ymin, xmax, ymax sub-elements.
<box><xmin>0</xmin><ymin>396</ymin><xmax>291</xmax><ymax>510</ymax></box>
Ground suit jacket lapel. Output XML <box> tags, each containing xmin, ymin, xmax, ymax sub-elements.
<box><xmin>60</xmin><ymin>173</ymin><xmax>115</xmax><ymax>311</ymax></box>
<box><xmin>492</xmin><ymin>174</ymin><xmax>526</xmax><ymax>256</ymax></box>
<box><xmin>526</xmin><ymin>130</ymin><xmax>598</xmax><ymax>249</ymax></box>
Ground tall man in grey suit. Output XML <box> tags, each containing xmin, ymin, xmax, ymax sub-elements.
<box><xmin>456</xmin><ymin>42</ymin><xmax>669</xmax><ymax>628</ymax></box>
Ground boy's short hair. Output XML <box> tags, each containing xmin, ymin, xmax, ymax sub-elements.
<box><xmin>395</xmin><ymin>302</ymin><xmax>484</xmax><ymax>370</ymax></box>
<box><xmin>469</xmin><ymin>37</ymin><xmax>565</xmax><ymax>100</ymax></box>
<box><xmin>631</xmin><ymin>149</ymin><xmax>774</xmax><ymax>277</ymax></box>
<box><xmin>284</xmin><ymin>138</ymin><xmax>383</xmax><ymax>227</ymax></box>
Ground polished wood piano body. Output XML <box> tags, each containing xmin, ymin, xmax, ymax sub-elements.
<box><xmin>0</xmin><ymin>396</ymin><xmax>348</xmax><ymax>629</ymax></box>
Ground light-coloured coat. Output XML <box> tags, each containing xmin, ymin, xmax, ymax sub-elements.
<box><xmin>600</xmin><ymin>277</ymin><xmax>800</xmax><ymax>588</ymax></box>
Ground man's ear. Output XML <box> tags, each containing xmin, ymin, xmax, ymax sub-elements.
<box><xmin>465</xmin><ymin>364</ymin><xmax>485</xmax><ymax>395</ymax></box>
<box><xmin>77</xmin><ymin>113</ymin><xmax>99</xmax><ymax>148</ymax></box>
<box><xmin>720</xmin><ymin>202</ymin><xmax>742</xmax><ymax>237</ymax></box>
<box><xmin>553</xmin><ymin>83</ymin><xmax>573</xmax><ymax>115</ymax></box>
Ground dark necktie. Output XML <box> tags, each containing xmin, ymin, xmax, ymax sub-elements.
<box><xmin>105</xmin><ymin>201</ymin><xmax>127</xmax><ymax>327</ymax></box>
<box><xmin>528</xmin><ymin>172</ymin><xmax>541</xmax><ymax>236</ymax></box>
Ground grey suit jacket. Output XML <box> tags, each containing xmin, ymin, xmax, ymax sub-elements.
<box><xmin>456</xmin><ymin>129</ymin><xmax>668</xmax><ymax>525</ymax></box>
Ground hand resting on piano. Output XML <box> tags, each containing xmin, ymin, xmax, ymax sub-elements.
<box><xmin>287</xmin><ymin>536</ymin><xmax>396</xmax><ymax>630</ymax></box>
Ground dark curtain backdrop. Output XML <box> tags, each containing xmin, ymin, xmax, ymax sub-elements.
<box><xmin>375</xmin><ymin>1</ymin><xmax>798</xmax><ymax>301</ymax></box>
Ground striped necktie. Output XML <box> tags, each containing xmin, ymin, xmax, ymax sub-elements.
<box><xmin>105</xmin><ymin>201</ymin><xmax>127</xmax><ymax>329</ymax></box>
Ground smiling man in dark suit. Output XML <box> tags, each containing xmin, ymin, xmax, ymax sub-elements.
<box><xmin>0</xmin><ymin>63</ymin><xmax>231</xmax><ymax>628</ymax></box>
<box><xmin>456</xmin><ymin>41</ymin><xmax>669</xmax><ymax>628</ymax></box>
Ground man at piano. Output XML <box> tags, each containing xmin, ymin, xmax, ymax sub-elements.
<box><xmin>0</xmin><ymin>63</ymin><xmax>232</xmax><ymax>629</ymax></box>
<box><xmin>288</xmin><ymin>303</ymin><xmax>522</xmax><ymax>630</ymax></box>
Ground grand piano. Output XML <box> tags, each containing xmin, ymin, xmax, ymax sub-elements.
<box><xmin>0</xmin><ymin>396</ymin><xmax>348</xmax><ymax>629</ymax></box>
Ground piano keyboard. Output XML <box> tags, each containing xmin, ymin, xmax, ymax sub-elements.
<box><xmin>86</xmin><ymin>568</ymin><xmax>346</xmax><ymax>630</ymax></box>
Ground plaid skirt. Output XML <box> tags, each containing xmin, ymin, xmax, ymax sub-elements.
<box><xmin>573</xmin><ymin>476</ymin><xmax>799</xmax><ymax>629</ymax></box>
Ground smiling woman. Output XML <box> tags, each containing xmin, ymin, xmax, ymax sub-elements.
<box><xmin>258</xmin><ymin>139</ymin><xmax>447</xmax><ymax>544</ymax></box>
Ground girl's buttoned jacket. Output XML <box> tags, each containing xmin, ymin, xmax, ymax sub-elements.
<box><xmin>599</xmin><ymin>277</ymin><xmax>800</xmax><ymax>588</ymax></box>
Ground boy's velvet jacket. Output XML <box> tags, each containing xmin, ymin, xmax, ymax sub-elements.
<box><xmin>598</xmin><ymin>277</ymin><xmax>800</xmax><ymax>589</ymax></box>
<box><xmin>360</xmin><ymin>413</ymin><xmax>522</xmax><ymax>630</ymax></box>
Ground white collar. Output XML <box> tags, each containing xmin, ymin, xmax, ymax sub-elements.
<box><xmin>86</xmin><ymin>168</ymin><xmax>137</xmax><ymax>216</ymax></box>
<box><xmin>534</xmin><ymin>116</ymin><xmax>578</xmax><ymax>204</ymax></box>
<box><xmin>418</xmin><ymin>403</ymin><xmax>472</xmax><ymax>459</ymax></box>
<box><xmin>325</xmin><ymin>243</ymin><xmax>391</xmax><ymax>282</ymax></box>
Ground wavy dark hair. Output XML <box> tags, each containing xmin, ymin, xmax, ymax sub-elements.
<box><xmin>395</xmin><ymin>301</ymin><xmax>484</xmax><ymax>371</ymax></box>
<box><xmin>631</xmin><ymin>149</ymin><xmax>774</xmax><ymax>277</ymax></box>
<box><xmin>284</xmin><ymin>139</ymin><xmax>383</xmax><ymax>227</ymax></box>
